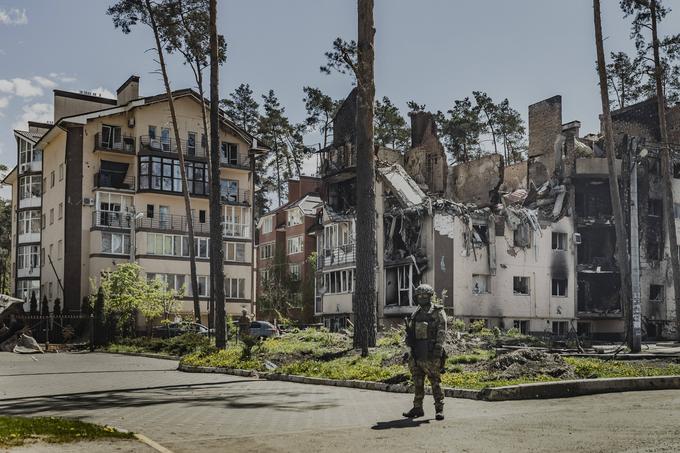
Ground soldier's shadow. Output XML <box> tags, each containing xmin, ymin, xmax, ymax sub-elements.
<box><xmin>371</xmin><ymin>418</ymin><xmax>431</xmax><ymax>430</ymax></box>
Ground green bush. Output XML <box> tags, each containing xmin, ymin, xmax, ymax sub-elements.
<box><xmin>469</xmin><ymin>320</ymin><xmax>486</xmax><ymax>333</ymax></box>
<box><xmin>450</xmin><ymin>318</ymin><xmax>466</xmax><ymax>332</ymax></box>
<box><xmin>107</xmin><ymin>333</ymin><xmax>211</xmax><ymax>356</ymax></box>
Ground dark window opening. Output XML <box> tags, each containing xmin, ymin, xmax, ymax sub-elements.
<box><xmin>552</xmin><ymin>232</ymin><xmax>567</xmax><ymax>251</ymax></box>
<box><xmin>575</xmin><ymin>181</ymin><xmax>612</xmax><ymax>218</ymax></box>
<box><xmin>146</xmin><ymin>204</ymin><xmax>154</xmax><ymax>219</ymax></box>
<box><xmin>650</xmin><ymin>284</ymin><xmax>664</xmax><ymax>302</ymax></box>
<box><xmin>577</xmin><ymin>273</ymin><xmax>621</xmax><ymax>313</ymax></box>
<box><xmin>648</xmin><ymin>199</ymin><xmax>663</xmax><ymax>217</ymax></box>
<box><xmin>472</xmin><ymin>224</ymin><xmax>488</xmax><ymax>246</ymax></box>
<box><xmin>495</xmin><ymin>219</ymin><xmax>505</xmax><ymax>237</ymax></box>
<box><xmin>513</xmin><ymin>226</ymin><xmax>530</xmax><ymax>248</ymax></box>
<box><xmin>577</xmin><ymin>227</ymin><xmax>616</xmax><ymax>268</ymax></box>
<box><xmin>513</xmin><ymin>320</ymin><xmax>529</xmax><ymax>335</ymax></box>
<box><xmin>577</xmin><ymin>322</ymin><xmax>591</xmax><ymax>337</ymax></box>
<box><xmin>552</xmin><ymin>321</ymin><xmax>569</xmax><ymax>336</ymax></box>
<box><xmin>673</xmin><ymin>162</ymin><xmax>680</xmax><ymax>179</ymax></box>
<box><xmin>199</xmin><ymin>210</ymin><xmax>206</xmax><ymax>224</ymax></box>
<box><xmin>648</xmin><ymin>157</ymin><xmax>661</xmax><ymax>176</ymax></box>
<box><xmin>513</xmin><ymin>276</ymin><xmax>530</xmax><ymax>295</ymax></box>
<box><xmin>552</xmin><ymin>278</ymin><xmax>568</xmax><ymax>296</ymax></box>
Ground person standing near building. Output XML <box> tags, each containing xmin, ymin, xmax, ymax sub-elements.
<box><xmin>403</xmin><ymin>284</ymin><xmax>447</xmax><ymax>421</ymax></box>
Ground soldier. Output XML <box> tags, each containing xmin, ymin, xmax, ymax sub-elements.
<box><xmin>403</xmin><ymin>284</ymin><xmax>447</xmax><ymax>421</ymax></box>
<box><xmin>238</xmin><ymin>309</ymin><xmax>251</xmax><ymax>339</ymax></box>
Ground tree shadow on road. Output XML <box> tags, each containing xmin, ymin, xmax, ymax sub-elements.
<box><xmin>0</xmin><ymin>380</ymin><xmax>340</xmax><ymax>415</ymax></box>
<box><xmin>371</xmin><ymin>418</ymin><xmax>431</xmax><ymax>430</ymax></box>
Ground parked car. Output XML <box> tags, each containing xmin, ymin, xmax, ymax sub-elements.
<box><xmin>248</xmin><ymin>321</ymin><xmax>279</xmax><ymax>339</ymax></box>
<box><xmin>152</xmin><ymin>322</ymin><xmax>210</xmax><ymax>338</ymax></box>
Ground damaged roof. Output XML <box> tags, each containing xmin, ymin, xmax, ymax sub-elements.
<box><xmin>378</xmin><ymin>164</ymin><xmax>427</xmax><ymax>208</ymax></box>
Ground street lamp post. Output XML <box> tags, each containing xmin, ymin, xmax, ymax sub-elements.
<box><xmin>128</xmin><ymin>208</ymin><xmax>144</xmax><ymax>263</ymax></box>
<box><xmin>630</xmin><ymin>140</ymin><xmax>648</xmax><ymax>353</ymax></box>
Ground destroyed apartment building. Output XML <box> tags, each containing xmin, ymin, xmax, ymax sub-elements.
<box><xmin>309</xmin><ymin>89</ymin><xmax>680</xmax><ymax>340</ymax></box>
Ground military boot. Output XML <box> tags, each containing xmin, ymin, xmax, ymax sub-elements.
<box><xmin>435</xmin><ymin>411</ymin><xmax>444</xmax><ymax>421</ymax></box>
<box><xmin>402</xmin><ymin>407</ymin><xmax>425</xmax><ymax>418</ymax></box>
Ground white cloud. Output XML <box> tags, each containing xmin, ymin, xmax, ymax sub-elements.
<box><xmin>0</xmin><ymin>97</ymin><xmax>8</xmax><ymax>109</ymax></box>
<box><xmin>89</xmin><ymin>86</ymin><xmax>115</xmax><ymax>99</ymax></box>
<box><xmin>48</xmin><ymin>72</ymin><xmax>77</xmax><ymax>83</ymax></box>
<box><xmin>12</xmin><ymin>103</ymin><xmax>53</xmax><ymax>130</ymax></box>
<box><xmin>0</xmin><ymin>8</ymin><xmax>27</xmax><ymax>25</ymax></box>
<box><xmin>0</xmin><ymin>78</ymin><xmax>43</xmax><ymax>97</ymax></box>
<box><xmin>33</xmin><ymin>76</ymin><xmax>56</xmax><ymax>88</ymax></box>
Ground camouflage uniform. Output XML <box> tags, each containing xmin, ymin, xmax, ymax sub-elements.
<box><xmin>404</xmin><ymin>285</ymin><xmax>447</xmax><ymax>418</ymax></box>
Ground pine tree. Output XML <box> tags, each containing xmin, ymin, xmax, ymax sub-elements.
<box><xmin>29</xmin><ymin>291</ymin><xmax>38</xmax><ymax>315</ymax></box>
<box><xmin>222</xmin><ymin>83</ymin><xmax>260</xmax><ymax>134</ymax></box>
<box><xmin>374</xmin><ymin>96</ymin><xmax>409</xmax><ymax>152</ymax></box>
<box><xmin>303</xmin><ymin>87</ymin><xmax>341</xmax><ymax>148</ymax></box>
<box><xmin>41</xmin><ymin>295</ymin><xmax>49</xmax><ymax>316</ymax></box>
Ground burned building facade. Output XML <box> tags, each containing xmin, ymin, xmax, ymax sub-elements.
<box><xmin>309</xmin><ymin>89</ymin><xmax>680</xmax><ymax>340</ymax></box>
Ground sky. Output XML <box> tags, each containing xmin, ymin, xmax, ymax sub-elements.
<box><xmin>1</xmin><ymin>0</ymin><xmax>679</xmax><ymax>191</ymax></box>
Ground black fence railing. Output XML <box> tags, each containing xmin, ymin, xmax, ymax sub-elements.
<box><xmin>92</xmin><ymin>210</ymin><xmax>132</xmax><ymax>229</ymax></box>
<box><xmin>220</xmin><ymin>189</ymin><xmax>250</xmax><ymax>205</ymax></box>
<box><xmin>94</xmin><ymin>172</ymin><xmax>136</xmax><ymax>191</ymax></box>
<box><xmin>94</xmin><ymin>132</ymin><xmax>136</xmax><ymax>154</ymax></box>
<box><xmin>139</xmin><ymin>135</ymin><xmax>208</xmax><ymax>158</ymax></box>
<box><xmin>137</xmin><ymin>214</ymin><xmax>211</xmax><ymax>235</ymax></box>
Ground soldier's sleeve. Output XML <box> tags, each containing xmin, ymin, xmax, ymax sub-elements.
<box><xmin>433</xmin><ymin>308</ymin><xmax>446</xmax><ymax>355</ymax></box>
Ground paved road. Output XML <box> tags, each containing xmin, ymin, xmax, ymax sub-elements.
<box><xmin>2</xmin><ymin>353</ymin><xmax>680</xmax><ymax>452</ymax></box>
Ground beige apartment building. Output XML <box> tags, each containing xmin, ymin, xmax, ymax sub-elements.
<box><xmin>4</xmin><ymin>76</ymin><xmax>262</xmax><ymax>322</ymax></box>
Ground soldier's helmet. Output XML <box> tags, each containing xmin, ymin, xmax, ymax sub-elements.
<box><xmin>414</xmin><ymin>284</ymin><xmax>435</xmax><ymax>297</ymax></box>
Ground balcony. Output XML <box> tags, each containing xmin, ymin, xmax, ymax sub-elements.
<box><xmin>220</xmin><ymin>153</ymin><xmax>250</xmax><ymax>169</ymax></box>
<box><xmin>94</xmin><ymin>132</ymin><xmax>136</xmax><ymax>155</ymax></box>
<box><xmin>135</xmin><ymin>212</ymin><xmax>250</xmax><ymax>239</ymax></box>
<box><xmin>137</xmin><ymin>214</ymin><xmax>210</xmax><ymax>235</ymax></box>
<box><xmin>318</xmin><ymin>146</ymin><xmax>356</xmax><ymax>181</ymax></box>
<box><xmin>18</xmin><ymin>160</ymin><xmax>42</xmax><ymax>174</ymax></box>
<box><xmin>94</xmin><ymin>172</ymin><xmax>136</xmax><ymax>191</ymax></box>
<box><xmin>220</xmin><ymin>189</ymin><xmax>251</xmax><ymax>206</ymax></box>
<box><xmin>317</xmin><ymin>243</ymin><xmax>356</xmax><ymax>270</ymax></box>
<box><xmin>139</xmin><ymin>135</ymin><xmax>207</xmax><ymax>159</ymax></box>
<box><xmin>92</xmin><ymin>210</ymin><xmax>132</xmax><ymax>230</ymax></box>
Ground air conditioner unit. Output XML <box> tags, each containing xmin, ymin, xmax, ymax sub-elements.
<box><xmin>20</xmin><ymin>164</ymin><xmax>29</xmax><ymax>173</ymax></box>
<box><xmin>574</xmin><ymin>233</ymin><xmax>582</xmax><ymax>245</ymax></box>
<box><xmin>128</xmin><ymin>117</ymin><xmax>135</xmax><ymax>128</ymax></box>
<box><xmin>83</xmin><ymin>197</ymin><xmax>95</xmax><ymax>206</ymax></box>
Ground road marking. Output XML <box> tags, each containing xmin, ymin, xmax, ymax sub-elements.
<box><xmin>134</xmin><ymin>433</ymin><xmax>175</xmax><ymax>453</ymax></box>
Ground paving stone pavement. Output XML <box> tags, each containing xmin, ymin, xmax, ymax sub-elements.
<box><xmin>2</xmin><ymin>352</ymin><xmax>680</xmax><ymax>452</ymax></box>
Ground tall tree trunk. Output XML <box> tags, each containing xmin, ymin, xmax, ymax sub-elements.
<box><xmin>209</xmin><ymin>0</ymin><xmax>226</xmax><ymax>348</ymax></box>
<box><xmin>482</xmin><ymin>108</ymin><xmax>499</xmax><ymax>155</ymax></box>
<box><xmin>594</xmin><ymin>0</ymin><xmax>633</xmax><ymax>348</ymax></box>
<box><xmin>650</xmin><ymin>0</ymin><xmax>680</xmax><ymax>341</ymax></box>
<box><xmin>146</xmin><ymin>0</ymin><xmax>201</xmax><ymax>324</ymax></box>
<box><xmin>354</xmin><ymin>0</ymin><xmax>376</xmax><ymax>355</ymax></box>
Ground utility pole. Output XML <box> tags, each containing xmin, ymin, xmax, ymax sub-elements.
<box><xmin>629</xmin><ymin>139</ymin><xmax>644</xmax><ymax>352</ymax></box>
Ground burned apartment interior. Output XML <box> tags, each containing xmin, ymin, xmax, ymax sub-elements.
<box><xmin>312</xmin><ymin>88</ymin><xmax>680</xmax><ymax>339</ymax></box>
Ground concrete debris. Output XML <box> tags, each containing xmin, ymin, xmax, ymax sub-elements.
<box><xmin>484</xmin><ymin>349</ymin><xmax>575</xmax><ymax>380</ymax></box>
<box><xmin>13</xmin><ymin>333</ymin><xmax>44</xmax><ymax>354</ymax></box>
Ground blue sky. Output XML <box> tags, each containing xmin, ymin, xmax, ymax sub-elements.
<box><xmin>1</xmin><ymin>0</ymin><xmax>678</xmax><ymax>180</ymax></box>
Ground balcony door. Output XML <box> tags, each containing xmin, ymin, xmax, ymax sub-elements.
<box><xmin>161</xmin><ymin>128</ymin><xmax>171</xmax><ymax>151</ymax></box>
<box><xmin>102</xmin><ymin>125</ymin><xmax>122</xmax><ymax>150</ymax></box>
<box><xmin>159</xmin><ymin>205</ymin><xmax>170</xmax><ymax>229</ymax></box>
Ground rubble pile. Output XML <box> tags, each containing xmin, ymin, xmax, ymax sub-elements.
<box><xmin>484</xmin><ymin>349</ymin><xmax>575</xmax><ymax>380</ymax></box>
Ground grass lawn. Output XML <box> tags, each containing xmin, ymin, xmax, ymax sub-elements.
<box><xmin>180</xmin><ymin>328</ymin><xmax>680</xmax><ymax>390</ymax></box>
<box><xmin>0</xmin><ymin>416</ymin><xmax>133</xmax><ymax>448</ymax></box>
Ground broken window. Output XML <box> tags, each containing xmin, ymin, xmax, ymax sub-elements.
<box><xmin>577</xmin><ymin>322</ymin><xmax>591</xmax><ymax>337</ymax></box>
<box><xmin>472</xmin><ymin>274</ymin><xmax>490</xmax><ymax>295</ymax></box>
<box><xmin>495</xmin><ymin>219</ymin><xmax>505</xmax><ymax>237</ymax></box>
<box><xmin>674</xmin><ymin>204</ymin><xmax>680</xmax><ymax>219</ymax></box>
<box><xmin>513</xmin><ymin>225</ymin><xmax>530</xmax><ymax>248</ymax></box>
<box><xmin>552</xmin><ymin>232</ymin><xmax>568</xmax><ymax>251</ymax></box>
<box><xmin>552</xmin><ymin>321</ymin><xmax>568</xmax><ymax>336</ymax></box>
<box><xmin>471</xmin><ymin>224</ymin><xmax>488</xmax><ymax>247</ymax></box>
<box><xmin>648</xmin><ymin>199</ymin><xmax>663</xmax><ymax>217</ymax></box>
<box><xmin>648</xmin><ymin>157</ymin><xmax>661</xmax><ymax>176</ymax></box>
<box><xmin>673</xmin><ymin>162</ymin><xmax>680</xmax><ymax>179</ymax></box>
<box><xmin>650</xmin><ymin>284</ymin><xmax>664</xmax><ymax>303</ymax></box>
<box><xmin>513</xmin><ymin>320</ymin><xmax>529</xmax><ymax>335</ymax></box>
<box><xmin>385</xmin><ymin>264</ymin><xmax>420</xmax><ymax>306</ymax></box>
<box><xmin>513</xmin><ymin>276</ymin><xmax>530</xmax><ymax>295</ymax></box>
<box><xmin>552</xmin><ymin>278</ymin><xmax>568</xmax><ymax>297</ymax></box>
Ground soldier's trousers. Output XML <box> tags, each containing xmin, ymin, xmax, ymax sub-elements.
<box><xmin>409</xmin><ymin>357</ymin><xmax>444</xmax><ymax>411</ymax></box>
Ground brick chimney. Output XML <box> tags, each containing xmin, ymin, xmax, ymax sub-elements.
<box><xmin>116</xmin><ymin>75</ymin><xmax>140</xmax><ymax>106</ymax></box>
<box><xmin>288</xmin><ymin>179</ymin><xmax>301</xmax><ymax>203</ymax></box>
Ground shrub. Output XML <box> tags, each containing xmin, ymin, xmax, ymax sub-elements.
<box><xmin>469</xmin><ymin>320</ymin><xmax>486</xmax><ymax>333</ymax></box>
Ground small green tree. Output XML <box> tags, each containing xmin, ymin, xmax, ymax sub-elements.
<box><xmin>53</xmin><ymin>298</ymin><xmax>61</xmax><ymax>317</ymax></box>
<box><xmin>141</xmin><ymin>277</ymin><xmax>181</xmax><ymax>336</ymax></box>
<box><xmin>257</xmin><ymin>244</ymin><xmax>303</xmax><ymax>319</ymax></box>
<box><xmin>96</xmin><ymin>263</ymin><xmax>149</xmax><ymax>336</ymax></box>
<box><xmin>374</xmin><ymin>96</ymin><xmax>410</xmax><ymax>152</ymax></box>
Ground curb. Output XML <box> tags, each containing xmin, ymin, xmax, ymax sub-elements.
<box><xmin>178</xmin><ymin>364</ymin><xmax>680</xmax><ymax>401</ymax></box>
<box><xmin>102</xmin><ymin>351</ymin><xmax>181</xmax><ymax>361</ymax></box>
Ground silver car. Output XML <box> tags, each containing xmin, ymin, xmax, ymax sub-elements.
<box><xmin>249</xmin><ymin>321</ymin><xmax>279</xmax><ymax>339</ymax></box>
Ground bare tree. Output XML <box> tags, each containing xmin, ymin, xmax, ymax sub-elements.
<box><xmin>594</xmin><ymin>0</ymin><xmax>633</xmax><ymax>348</ymax></box>
<box><xmin>108</xmin><ymin>0</ymin><xmax>203</xmax><ymax>323</ymax></box>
